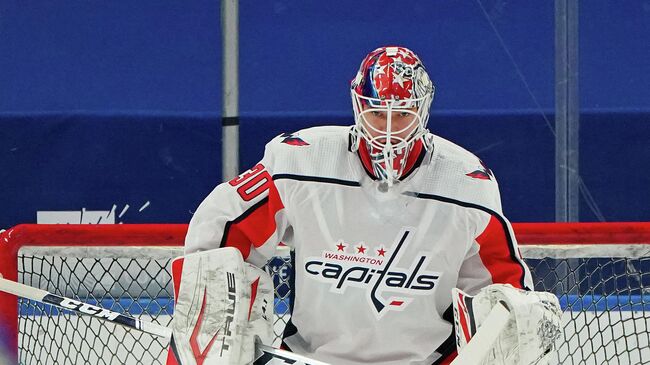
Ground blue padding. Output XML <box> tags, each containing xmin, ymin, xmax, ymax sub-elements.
<box><xmin>19</xmin><ymin>297</ymin><xmax>292</xmax><ymax>316</ymax></box>
<box><xmin>579</xmin><ymin>111</ymin><xmax>650</xmax><ymax>222</ymax></box>
<box><xmin>558</xmin><ymin>294</ymin><xmax>650</xmax><ymax>312</ymax></box>
<box><xmin>429</xmin><ymin>111</ymin><xmax>556</xmax><ymax>222</ymax></box>
<box><xmin>0</xmin><ymin>113</ymin><xmax>221</xmax><ymax>228</ymax></box>
<box><xmin>20</xmin><ymin>294</ymin><xmax>650</xmax><ymax>316</ymax></box>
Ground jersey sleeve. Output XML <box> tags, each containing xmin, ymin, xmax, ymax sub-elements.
<box><xmin>184</xmin><ymin>141</ymin><xmax>290</xmax><ymax>267</ymax></box>
<box><xmin>456</xmin><ymin>183</ymin><xmax>534</xmax><ymax>294</ymax></box>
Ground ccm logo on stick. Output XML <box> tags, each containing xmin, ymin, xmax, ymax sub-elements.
<box><xmin>53</xmin><ymin>296</ymin><xmax>119</xmax><ymax>321</ymax></box>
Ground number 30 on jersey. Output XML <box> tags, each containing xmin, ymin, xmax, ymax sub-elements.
<box><xmin>228</xmin><ymin>164</ymin><xmax>272</xmax><ymax>201</ymax></box>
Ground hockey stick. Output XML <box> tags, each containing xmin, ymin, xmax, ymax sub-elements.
<box><xmin>0</xmin><ymin>277</ymin><xmax>329</xmax><ymax>365</ymax></box>
<box><xmin>450</xmin><ymin>301</ymin><xmax>511</xmax><ymax>365</ymax></box>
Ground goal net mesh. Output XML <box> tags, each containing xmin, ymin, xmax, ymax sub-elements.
<box><xmin>522</xmin><ymin>246</ymin><xmax>650</xmax><ymax>364</ymax></box>
<box><xmin>2</xmin><ymin>223</ymin><xmax>649</xmax><ymax>365</ymax></box>
<box><xmin>15</xmin><ymin>246</ymin><xmax>293</xmax><ymax>365</ymax></box>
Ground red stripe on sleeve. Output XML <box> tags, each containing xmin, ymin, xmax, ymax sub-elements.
<box><xmin>222</xmin><ymin>181</ymin><xmax>285</xmax><ymax>259</ymax></box>
<box><xmin>475</xmin><ymin>215</ymin><xmax>525</xmax><ymax>288</ymax></box>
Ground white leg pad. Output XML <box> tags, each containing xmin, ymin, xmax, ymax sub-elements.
<box><xmin>169</xmin><ymin>247</ymin><xmax>274</xmax><ymax>365</ymax></box>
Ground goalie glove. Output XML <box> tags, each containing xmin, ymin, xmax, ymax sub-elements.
<box><xmin>452</xmin><ymin>284</ymin><xmax>562</xmax><ymax>365</ymax></box>
<box><xmin>167</xmin><ymin>247</ymin><xmax>274</xmax><ymax>365</ymax></box>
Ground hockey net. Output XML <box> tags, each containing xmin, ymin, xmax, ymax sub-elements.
<box><xmin>0</xmin><ymin>223</ymin><xmax>649</xmax><ymax>365</ymax></box>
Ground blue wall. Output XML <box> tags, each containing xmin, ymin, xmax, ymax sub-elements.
<box><xmin>580</xmin><ymin>2</ymin><xmax>650</xmax><ymax>110</ymax></box>
<box><xmin>239</xmin><ymin>1</ymin><xmax>555</xmax><ymax>114</ymax></box>
<box><xmin>0</xmin><ymin>0</ymin><xmax>649</xmax><ymax>228</ymax></box>
<box><xmin>0</xmin><ymin>1</ymin><xmax>222</xmax><ymax>228</ymax></box>
<box><xmin>0</xmin><ymin>1</ymin><xmax>221</xmax><ymax>112</ymax></box>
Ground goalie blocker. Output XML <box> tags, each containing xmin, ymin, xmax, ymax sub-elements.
<box><xmin>452</xmin><ymin>284</ymin><xmax>562</xmax><ymax>365</ymax></box>
<box><xmin>166</xmin><ymin>247</ymin><xmax>275</xmax><ymax>365</ymax></box>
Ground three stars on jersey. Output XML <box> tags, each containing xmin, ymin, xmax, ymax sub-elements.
<box><xmin>335</xmin><ymin>241</ymin><xmax>386</xmax><ymax>256</ymax></box>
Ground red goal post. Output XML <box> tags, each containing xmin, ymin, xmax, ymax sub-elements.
<box><xmin>1</xmin><ymin>222</ymin><xmax>649</xmax><ymax>364</ymax></box>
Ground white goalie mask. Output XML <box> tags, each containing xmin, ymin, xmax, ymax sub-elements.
<box><xmin>350</xmin><ymin>46</ymin><xmax>435</xmax><ymax>186</ymax></box>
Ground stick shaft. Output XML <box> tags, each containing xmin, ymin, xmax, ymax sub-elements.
<box><xmin>0</xmin><ymin>277</ymin><xmax>171</xmax><ymax>338</ymax></box>
<box><xmin>0</xmin><ymin>277</ymin><xmax>328</xmax><ymax>365</ymax></box>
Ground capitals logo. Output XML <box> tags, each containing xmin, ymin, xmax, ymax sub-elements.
<box><xmin>304</xmin><ymin>228</ymin><xmax>441</xmax><ymax>318</ymax></box>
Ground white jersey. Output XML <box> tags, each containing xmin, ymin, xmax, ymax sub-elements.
<box><xmin>185</xmin><ymin>126</ymin><xmax>533</xmax><ymax>365</ymax></box>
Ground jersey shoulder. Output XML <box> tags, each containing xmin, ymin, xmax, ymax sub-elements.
<box><xmin>262</xmin><ymin>125</ymin><xmax>356</xmax><ymax>180</ymax></box>
<box><xmin>429</xmin><ymin>134</ymin><xmax>491</xmax><ymax>173</ymax></box>
<box><xmin>417</xmin><ymin>133</ymin><xmax>503</xmax><ymax>213</ymax></box>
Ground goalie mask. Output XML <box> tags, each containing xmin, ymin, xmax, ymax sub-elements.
<box><xmin>350</xmin><ymin>46</ymin><xmax>435</xmax><ymax>186</ymax></box>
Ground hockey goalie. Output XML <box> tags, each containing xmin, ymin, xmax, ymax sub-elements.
<box><xmin>166</xmin><ymin>45</ymin><xmax>563</xmax><ymax>364</ymax></box>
